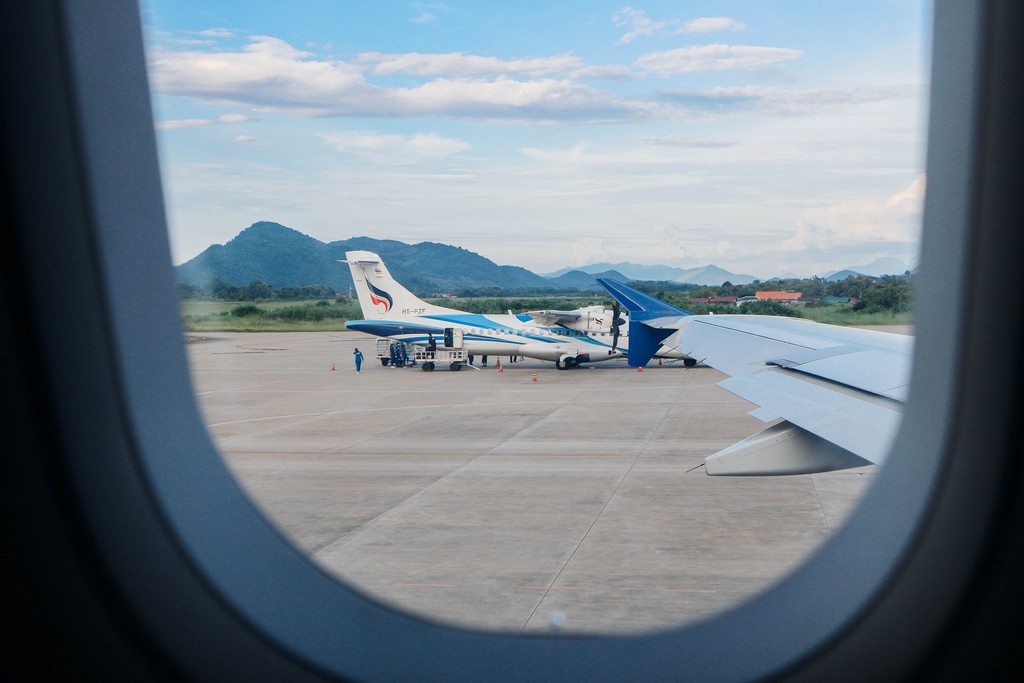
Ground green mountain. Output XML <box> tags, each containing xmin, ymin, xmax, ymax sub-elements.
<box><xmin>175</xmin><ymin>221</ymin><xmax>552</xmax><ymax>294</ymax></box>
<box><xmin>545</xmin><ymin>269</ymin><xmax>633</xmax><ymax>290</ymax></box>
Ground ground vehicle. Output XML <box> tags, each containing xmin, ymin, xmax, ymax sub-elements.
<box><xmin>376</xmin><ymin>338</ymin><xmax>468</xmax><ymax>371</ymax></box>
<box><xmin>2</xmin><ymin>1</ymin><xmax>1022</xmax><ymax>681</ymax></box>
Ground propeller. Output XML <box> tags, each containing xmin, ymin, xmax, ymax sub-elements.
<box><xmin>610</xmin><ymin>301</ymin><xmax>625</xmax><ymax>351</ymax></box>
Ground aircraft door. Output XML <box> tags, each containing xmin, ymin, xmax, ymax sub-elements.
<box><xmin>443</xmin><ymin>328</ymin><xmax>463</xmax><ymax>349</ymax></box>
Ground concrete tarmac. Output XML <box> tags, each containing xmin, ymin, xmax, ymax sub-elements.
<box><xmin>187</xmin><ymin>331</ymin><xmax>878</xmax><ymax>635</ymax></box>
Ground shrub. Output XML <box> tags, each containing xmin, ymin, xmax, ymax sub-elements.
<box><xmin>231</xmin><ymin>304</ymin><xmax>262</xmax><ymax>317</ymax></box>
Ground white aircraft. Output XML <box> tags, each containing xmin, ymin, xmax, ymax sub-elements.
<box><xmin>598</xmin><ymin>278</ymin><xmax>913</xmax><ymax>476</ymax></box>
<box><xmin>344</xmin><ymin>250</ymin><xmax>671</xmax><ymax>369</ymax></box>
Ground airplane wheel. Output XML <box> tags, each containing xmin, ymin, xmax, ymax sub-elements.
<box><xmin>422</xmin><ymin>362</ymin><xmax>435</xmax><ymax>372</ymax></box>
<box><xmin>381</xmin><ymin>358</ymin><xmax>390</xmax><ymax>367</ymax></box>
<box><xmin>555</xmin><ymin>358</ymin><xmax>569</xmax><ymax>370</ymax></box>
<box><xmin>449</xmin><ymin>362</ymin><xmax>462</xmax><ymax>371</ymax></box>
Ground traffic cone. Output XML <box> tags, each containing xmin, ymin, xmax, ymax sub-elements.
<box><xmin>637</xmin><ymin>365</ymin><xmax>643</xmax><ymax>373</ymax></box>
<box><xmin>331</xmin><ymin>362</ymin><xmax>336</xmax><ymax>371</ymax></box>
<box><xmin>498</xmin><ymin>360</ymin><xmax>503</xmax><ymax>373</ymax></box>
<box><xmin>532</xmin><ymin>371</ymin><xmax>537</xmax><ymax>382</ymax></box>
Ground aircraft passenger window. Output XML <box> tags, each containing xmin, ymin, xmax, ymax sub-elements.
<box><xmin>143</xmin><ymin>0</ymin><xmax>929</xmax><ymax>637</ymax></box>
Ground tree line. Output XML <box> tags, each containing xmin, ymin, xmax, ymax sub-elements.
<box><xmin>180</xmin><ymin>272</ymin><xmax>914</xmax><ymax>316</ymax></box>
<box><xmin>632</xmin><ymin>272</ymin><xmax>914</xmax><ymax>315</ymax></box>
<box><xmin>179</xmin><ymin>278</ymin><xmax>338</xmax><ymax>302</ymax></box>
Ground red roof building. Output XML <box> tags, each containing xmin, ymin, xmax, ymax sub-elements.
<box><xmin>756</xmin><ymin>291</ymin><xmax>803</xmax><ymax>302</ymax></box>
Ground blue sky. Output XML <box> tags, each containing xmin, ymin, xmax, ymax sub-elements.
<box><xmin>141</xmin><ymin>1</ymin><xmax>929</xmax><ymax>277</ymax></box>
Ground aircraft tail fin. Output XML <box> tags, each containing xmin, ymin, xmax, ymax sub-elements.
<box><xmin>344</xmin><ymin>251</ymin><xmax>460</xmax><ymax>319</ymax></box>
<box><xmin>596</xmin><ymin>278</ymin><xmax>691</xmax><ymax>320</ymax></box>
<box><xmin>597</xmin><ymin>279</ymin><xmax>689</xmax><ymax>367</ymax></box>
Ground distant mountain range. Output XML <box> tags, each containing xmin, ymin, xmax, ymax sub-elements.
<box><xmin>820</xmin><ymin>257</ymin><xmax>913</xmax><ymax>279</ymax></box>
<box><xmin>175</xmin><ymin>221</ymin><xmax>913</xmax><ymax>293</ymax></box>
<box><xmin>543</xmin><ymin>261</ymin><xmax>758</xmax><ymax>286</ymax></box>
<box><xmin>547</xmin><ymin>257</ymin><xmax>912</xmax><ymax>285</ymax></box>
<box><xmin>176</xmin><ymin>222</ymin><xmax>620</xmax><ymax>294</ymax></box>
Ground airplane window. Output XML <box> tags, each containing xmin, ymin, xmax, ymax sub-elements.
<box><xmin>11</xmin><ymin>0</ymin><xmax>1024</xmax><ymax>680</ymax></box>
<box><xmin>140</xmin><ymin>0</ymin><xmax>929</xmax><ymax>638</ymax></box>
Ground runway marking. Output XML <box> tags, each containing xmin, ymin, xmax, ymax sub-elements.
<box><xmin>809</xmin><ymin>475</ymin><xmax>834</xmax><ymax>537</ymax></box>
<box><xmin>205</xmin><ymin>399</ymin><xmax>747</xmax><ymax>427</ymax></box>
<box><xmin>517</xmin><ymin>585</ymin><xmax>581</xmax><ymax>591</ymax></box>
<box><xmin>517</xmin><ymin>375</ymin><xmax>698</xmax><ymax>633</ymax></box>
<box><xmin>650</xmin><ymin>587</ymin><xmax>718</xmax><ymax>594</ymax></box>
<box><xmin>208</xmin><ymin>411</ymin><xmax>332</xmax><ymax>426</ymax></box>
<box><xmin>222</xmin><ymin>451</ymin><xmax>679</xmax><ymax>458</ymax></box>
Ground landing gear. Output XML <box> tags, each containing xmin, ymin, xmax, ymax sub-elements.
<box><xmin>555</xmin><ymin>356</ymin><xmax>579</xmax><ymax>370</ymax></box>
<box><xmin>421</xmin><ymin>362</ymin><xmax>435</xmax><ymax>372</ymax></box>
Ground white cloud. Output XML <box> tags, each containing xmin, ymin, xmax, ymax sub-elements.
<box><xmin>570</xmin><ymin>64</ymin><xmax>636</xmax><ymax>80</ymax></box>
<box><xmin>156</xmin><ymin>114</ymin><xmax>256</xmax><ymax>131</ymax></box>
<box><xmin>635</xmin><ymin>134</ymin><xmax>737</xmax><ymax>148</ymax></box>
<box><xmin>359</xmin><ymin>51</ymin><xmax>637</xmax><ymax>82</ymax></box>
<box><xmin>520</xmin><ymin>143</ymin><xmax>591</xmax><ymax>164</ymax></box>
<box><xmin>782</xmin><ymin>175</ymin><xmax>925</xmax><ymax>252</ymax></box>
<box><xmin>613</xmin><ymin>7</ymin><xmax>746</xmax><ymax>44</ymax></box>
<box><xmin>685</xmin><ymin>17</ymin><xmax>747</xmax><ymax>34</ymax></box>
<box><xmin>320</xmin><ymin>131</ymin><xmax>470</xmax><ymax>165</ymax></box>
<box><xmin>149</xmin><ymin>35</ymin><xmax>369</xmax><ymax>109</ymax></box>
<box><xmin>653</xmin><ymin>85</ymin><xmax>904</xmax><ymax>118</ymax></box>
<box><xmin>199</xmin><ymin>28</ymin><xmax>236</xmax><ymax>38</ymax></box>
<box><xmin>571</xmin><ymin>237</ymin><xmax>613</xmax><ymax>267</ymax></box>
<box><xmin>156</xmin><ymin>118</ymin><xmax>213</xmax><ymax>130</ymax></box>
<box><xmin>149</xmin><ymin>36</ymin><xmax>652</xmax><ymax>122</ymax></box>
<box><xmin>234</xmin><ymin>135</ymin><xmax>258</xmax><ymax>143</ymax></box>
<box><xmin>613</xmin><ymin>7</ymin><xmax>669</xmax><ymax>45</ymax></box>
<box><xmin>396</xmin><ymin>77</ymin><xmax>646</xmax><ymax>122</ymax></box>
<box><xmin>149</xmin><ymin>35</ymin><xmax>852</xmax><ymax>124</ymax></box>
<box><xmin>360</xmin><ymin>51</ymin><xmax>586</xmax><ymax>79</ymax></box>
<box><xmin>635</xmin><ymin>44</ymin><xmax>801</xmax><ymax>76</ymax></box>
<box><xmin>408</xmin><ymin>3</ymin><xmax>441</xmax><ymax>25</ymax></box>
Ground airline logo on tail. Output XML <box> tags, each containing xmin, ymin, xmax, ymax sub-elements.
<box><xmin>367</xmin><ymin>281</ymin><xmax>393</xmax><ymax>313</ymax></box>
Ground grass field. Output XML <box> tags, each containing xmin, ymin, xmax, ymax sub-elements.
<box><xmin>798</xmin><ymin>305</ymin><xmax>913</xmax><ymax>326</ymax></box>
<box><xmin>182</xmin><ymin>299</ymin><xmax>357</xmax><ymax>332</ymax></box>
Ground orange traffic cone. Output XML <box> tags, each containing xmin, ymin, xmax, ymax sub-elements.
<box><xmin>637</xmin><ymin>365</ymin><xmax>643</xmax><ymax>373</ymax></box>
<box><xmin>498</xmin><ymin>361</ymin><xmax>503</xmax><ymax>373</ymax></box>
<box><xmin>532</xmin><ymin>371</ymin><xmax>537</xmax><ymax>382</ymax></box>
<box><xmin>331</xmin><ymin>362</ymin><xmax>336</xmax><ymax>371</ymax></box>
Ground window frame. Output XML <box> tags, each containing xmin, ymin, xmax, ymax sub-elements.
<box><xmin>3</xmin><ymin>1</ymin><xmax>1023</xmax><ymax>680</ymax></box>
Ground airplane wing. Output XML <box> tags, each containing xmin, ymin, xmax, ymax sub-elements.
<box><xmin>524</xmin><ymin>309</ymin><xmax>583</xmax><ymax>327</ymax></box>
<box><xmin>597</xmin><ymin>278</ymin><xmax>913</xmax><ymax>476</ymax></box>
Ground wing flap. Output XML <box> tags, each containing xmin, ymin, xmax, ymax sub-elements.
<box><xmin>719</xmin><ymin>371</ymin><xmax>901</xmax><ymax>466</ymax></box>
<box><xmin>775</xmin><ymin>350</ymin><xmax>912</xmax><ymax>401</ymax></box>
<box><xmin>704</xmin><ymin>421</ymin><xmax>871</xmax><ymax>476</ymax></box>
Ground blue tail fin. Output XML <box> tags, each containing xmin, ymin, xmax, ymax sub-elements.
<box><xmin>596</xmin><ymin>279</ymin><xmax>691</xmax><ymax>321</ymax></box>
<box><xmin>626</xmin><ymin>324</ymin><xmax>676</xmax><ymax>368</ymax></box>
<box><xmin>597</xmin><ymin>279</ymin><xmax>690</xmax><ymax>367</ymax></box>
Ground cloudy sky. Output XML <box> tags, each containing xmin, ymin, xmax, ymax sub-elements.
<box><xmin>141</xmin><ymin>1</ymin><xmax>930</xmax><ymax>277</ymax></box>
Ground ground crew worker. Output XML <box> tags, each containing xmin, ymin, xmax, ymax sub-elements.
<box><xmin>353</xmin><ymin>348</ymin><xmax>364</xmax><ymax>374</ymax></box>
